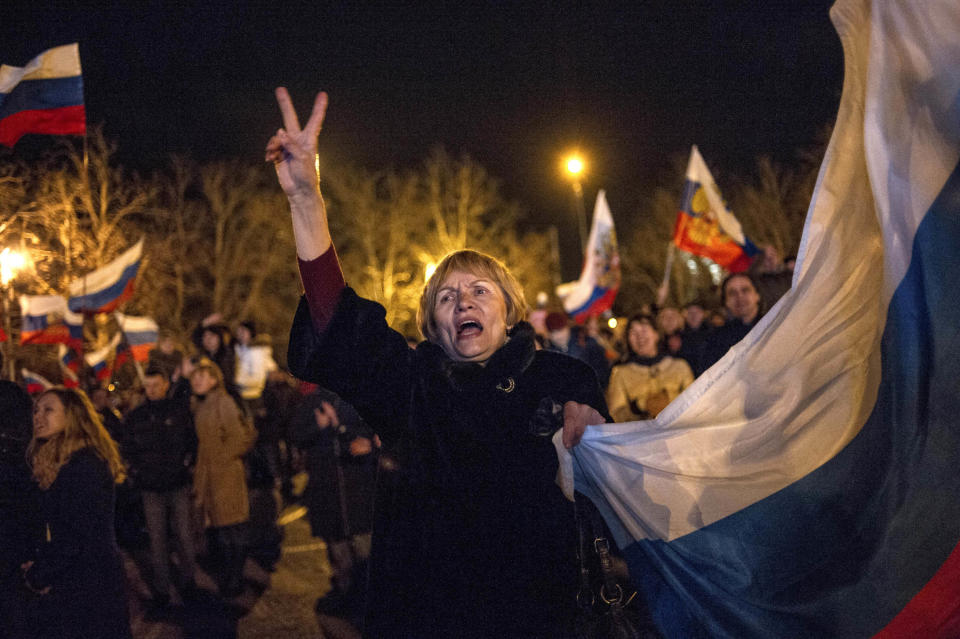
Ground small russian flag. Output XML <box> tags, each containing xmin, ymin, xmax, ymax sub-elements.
<box><xmin>85</xmin><ymin>333</ymin><xmax>120</xmax><ymax>381</ymax></box>
<box><xmin>67</xmin><ymin>239</ymin><xmax>143</xmax><ymax>314</ymax></box>
<box><xmin>20</xmin><ymin>295</ymin><xmax>83</xmax><ymax>347</ymax></box>
<box><xmin>21</xmin><ymin>368</ymin><xmax>53</xmax><ymax>394</ymax></box>
<box><xmin>114</xmin><ymin>312</ymin><xmax>158</xmax><ymax>362</ymax></box>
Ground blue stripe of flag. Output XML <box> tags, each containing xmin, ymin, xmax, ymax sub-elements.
<box><xmin>679</xmin><ymin>179</ymin><xmax>699</xmax><ymax>214</ymax></box>
<box><xmin>22</xmin><ymin>314</ymin><xmax>51</xmax><ymax>332</ymax></box>
<box><xmin>0</xmin><ymin>76</ymin><xmax>84</xmax><ymax>119</ymax></box>
<box><xmin>67</xmin><ymin>261</ymin><xmax>139</xmax><ymax>313</ymax></box>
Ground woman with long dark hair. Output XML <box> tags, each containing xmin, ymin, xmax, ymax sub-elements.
<box><xmin>23</xmin><ymin>387</ymin><xmax>131</xmax><ymax>639</ymax></box>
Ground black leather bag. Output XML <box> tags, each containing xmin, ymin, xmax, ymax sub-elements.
<box><xmin>573</xmin><ymin>494</ymin><xmax>660</xmax><ymax>639</ymax></box>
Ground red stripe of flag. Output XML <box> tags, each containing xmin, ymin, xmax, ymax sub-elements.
<box><xmin>0</xmin><ymin>105</ymin><xmax>86</xmax><ymax>147</ymax></box>
<box><xmin>874</xmin><ymin>539</ymin><xmax>960</xmax><ymax>639</ymax></box>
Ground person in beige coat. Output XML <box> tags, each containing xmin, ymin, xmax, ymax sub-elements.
<box><xmin>190</xmin><ymin>358</ymin><xmax>256</xmax><ymax>596</ymax></box>
<box><xmin>607</xmin><ymin>313</ymin><xmax>694</xmax><ymax>423</ymax></box>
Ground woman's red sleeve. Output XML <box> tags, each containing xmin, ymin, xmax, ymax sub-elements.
<box><xmin>297</xmin><ymin>245</ymin><xmax>346</xmax><ymax>334</ymax></box>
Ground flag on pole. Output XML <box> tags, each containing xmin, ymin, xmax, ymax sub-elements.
<box><xmin>85</xmin><ymin>333</ymin><xmax>121</xmax><ymax>381</ymax></box>
<box><xmin>0</xmin><ymin>43</ymin><xmax>85</xmax><ymax>147</ymax></box>
<box><xmin>19</xmin><ymin>294</ymin><xmax>83</xmax><ymax>347</ymax></box>
<box><xmin>67</xmin><ymin>239</ymin><xmax>143</xmax><ymax>314</ymax></box>
<box><xmin>57</xmin><ymin>344</ymin><xmax>80</xmax><ymax>388</ymax></box>
<box><xmin>58</xmin><ymin>342</ymin><xmax>82</xmax><ymax>372</ymax></box>
<box><xmin>556</xmin><ymin>1</ymin><xmax>960</xmax><ymax>637</ymax></box>
<box><xmin>113</xmin><ymin>312</ymin><xmax>158</xmax><ymax>362</ymax></box>
<box><xmin>555</xmin><ymin>190</ymin><xmax>620</xmax><ymax>323</ymax></box>
<box><xmin>672</xmin><ymin>145</ymin><xmax>758</xmax><ymax>272</ymax></box>
<box><xmin>21</xmin><ymin>368</ymin><xmax>53</xmax><ymax>394</ymax></box>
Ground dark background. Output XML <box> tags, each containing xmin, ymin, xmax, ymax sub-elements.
<box><xmin>2</xmin><ymin>1</ymin><xmax>843</xmax><ymax>278</ymax></box>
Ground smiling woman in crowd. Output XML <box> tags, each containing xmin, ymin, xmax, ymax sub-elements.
<box><xmin>23</xmin><ymin>387</ymin><xmax>131</xmax><ymax>639</ymax></box>
<box><xmin>607</xmin><ymin>313</ymin><xmax>694</xmax><ymax>423</ymax></box>
<box><xmin>269</xmin><ymin>88</ymin><xmax>610</xmax><ymax>637</ymax></box>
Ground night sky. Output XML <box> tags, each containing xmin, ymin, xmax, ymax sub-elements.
<box><xmin>3</xmin><ymin>2</ymin><xmax>843</xmax><ymax>277</ymax></box>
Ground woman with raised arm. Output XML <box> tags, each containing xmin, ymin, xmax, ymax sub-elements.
<box><xmin>269</xmin><ymin>89</ymin><xmax>611</xmax><ymax>638</ymax></box>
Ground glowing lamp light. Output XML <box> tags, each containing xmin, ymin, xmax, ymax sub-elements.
<box><xmin>607</xmin><ymin>317</ymin><xmax>618</xmax><ymax>329</ymax></box>
<box><xmin>0</xmin><ymin>248</ymin><xmax>27</xmax><ymax>286</ymax></box>
<box><xmin>424</xmin><ymin>261</ymin><xmax>437</xmax><ymax>282</ymax></box>
<box><xmin>565</xmin><ymin>156</ymin><xmax>584</xmax><ymax>176</ymax></box>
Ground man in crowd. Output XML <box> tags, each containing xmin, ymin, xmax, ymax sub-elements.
<box><xmin>122</xmin><ymin>365</ymin><xmax>198</xmax><ymax>611</ymax></box>
<box><xmin>749</xmin><ymin>244</ymin><xmax>793</xmax><ymax>314</ymax></box>
<box><xmin>679</xmin><ymin>300</ymin><xmax>713</xmax><ymax>376</ymax></box>
<box><xmin>543</xmin><ymin>311</ymin><xmax>610</xmax><ymax>389</ymax></box>
<box><xmin>656</xmin><ymin>306</ymin><xmax>686</xmax><ymax>359</ymax></box>
<box><xmin>700</xmin><ymin>273</ymin><xmax>764</xmax><ymax>372</ymax></box>
<box><xmin>288</xmin><ymin>389</ymin><xmax>378</xmax><ymax>630</ymax></box>
<box><xmin>148</xmin><ymin>330</ymin><xmax>184</xmax><ymax>381</ymax></box>
<box><xmin>0</xmin><ymin>381</ymin><xmax>37</xmax><ymax>638</ymax></box>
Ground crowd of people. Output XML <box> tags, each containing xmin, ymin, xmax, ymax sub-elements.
<box><xmin>0</xmin><ymin>88</ymin><xmax>796</xmax><ymax>639</ymax></box>
<box><xmin>530</xmin><ymin>245</ymin><xmax>794</xmax><ymax>424</ymax></box>
<box><xmin>0</xmin><ymin>311</ymin><xmax>385</xmax><ymax>638</ymax></box>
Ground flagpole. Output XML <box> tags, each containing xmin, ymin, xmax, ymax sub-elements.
<box><xmin>657</xmin><ymin>243</ymin><xmax>676</xmax><ymax>307</ymax></box>
<box><xmin>3</xmin><ymin>290</ymin><xmax>13</xmax><ymax>381</ymax></box>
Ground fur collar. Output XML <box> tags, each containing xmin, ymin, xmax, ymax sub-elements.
<box><xmin>419</xmin><ymin>321</ymin><xmax>537</xmax><ymax>392</ymax></box>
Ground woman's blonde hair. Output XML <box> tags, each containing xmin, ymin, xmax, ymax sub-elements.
<box><xmin>417</xmin><ymin>249</ymin><xmax>528</xmax><ymax>343</ymax></box>
<box><xmin>28</xmin><ymin>387</ymin><xmax>127</xmax><ymax>490</ymax></box>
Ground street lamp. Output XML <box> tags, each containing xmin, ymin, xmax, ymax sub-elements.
<box><xmin>0</xmin><ymin>248</ymin><xmax>26</xmax><ymax>286</ymax></box>
<box><xmin>0</xmin><ymin>248</ymin><xmax>28</xmax><ymax>381</ymax></box>
<box><xmin>563</xmin><ymin>153</ymin><xmax>589</xmax><ymax>257</ymax></box>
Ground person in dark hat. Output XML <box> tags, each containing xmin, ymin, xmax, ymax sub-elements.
<box><xmin>192</xmin><ymin>314</ymin><xmax>238</xmax><ymax>399</ymax></box>
<box><xmin>543</xmin><ymin>310</ymin><xmax>611</xmax><ymax>389</ymax></box>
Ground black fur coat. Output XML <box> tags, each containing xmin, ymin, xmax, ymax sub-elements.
<box><xmin>289</xmin><ymin>288</ymin><xmax>609</xmax><ymax>638</ymax></box>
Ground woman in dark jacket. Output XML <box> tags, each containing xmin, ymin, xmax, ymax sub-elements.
<box><xmin>23</xmin><ymin>387</ymin><xmax>131</xmax><ymax>639</ymax></box>
<box><xmin>270</xmin><ymin>89</ymin><xmax>609</xmax><ymax>638</ymax></box>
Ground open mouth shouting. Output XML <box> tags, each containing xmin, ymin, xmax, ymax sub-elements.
<box><xmin>433</xmin><ymin>270</ymin><xmax>509</xmax><ymax>364</ymax></box>
<box><xmin>457</xmin><ymin>319</ymin><xmax>483</xmax><ymax>339</ymax></box>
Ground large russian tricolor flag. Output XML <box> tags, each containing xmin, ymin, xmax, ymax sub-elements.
<box><xmin>555</xmin><ymin>1</ymin><xmax>960</xmax><ymax>637</ymax></box>
<box><xmin>114</xmin><ymin>312</ymin><xmax>158</xmax><ymax>362</ymax></box>
<box><xmin>672</xmin><ymin>146</ymin><xmax>758</xmax><ymax>273</ymax></box>
<box><xmin>0</xmin><ymin>43</ymin><xmax>85</xmax><ymax>148</ymax></box>
<box><xmin>19</xmin><ymin>294</ymin><xmax>83</xmax><ymax>347</ymax></box>
<box><xmin>67</xmin><ymin>239</ymin><xmax>143</xmax><ymax>314</ymax></box>
<box><xmin>556</xmin><ymin>190</ymin><xmax>621</xmax><ymax>323</ymax></box>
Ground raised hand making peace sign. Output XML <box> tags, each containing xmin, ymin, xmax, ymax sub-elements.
<box><xmin>266</xmin><ymin>88</ymin><xmax>331</xmax><ymax>260</ymax></box>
